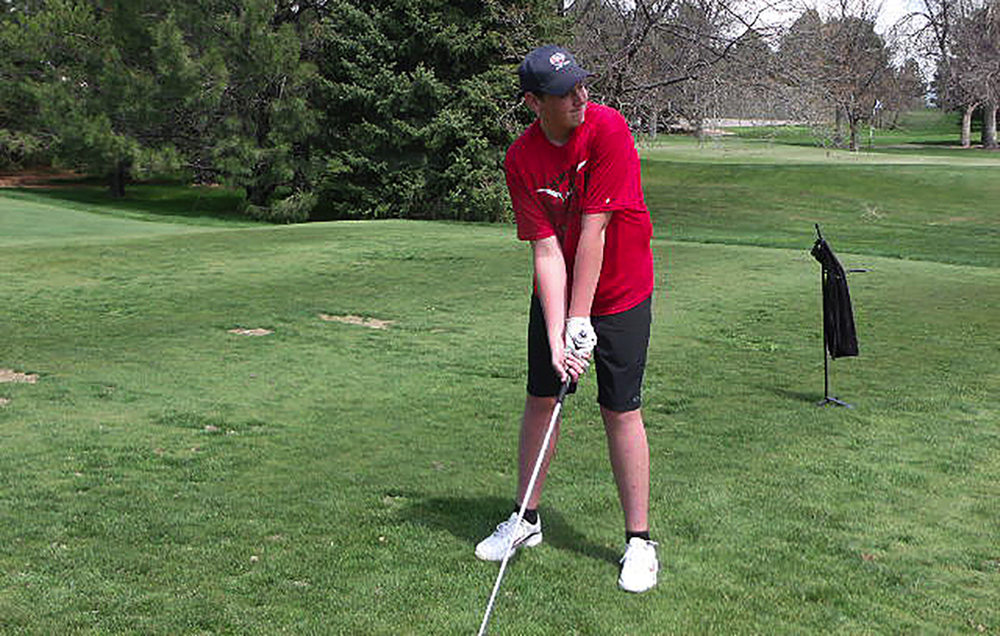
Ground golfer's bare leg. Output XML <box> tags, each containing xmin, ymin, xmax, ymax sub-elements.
<box><xmin>516</xmin><ymin>394</ymin><xmax>561</xmax><ymax>508</ymax></box>
<box><xmin>601</xmin><ymin>407</ymin><xmax>650</xmax><ymax>532</ymax></box>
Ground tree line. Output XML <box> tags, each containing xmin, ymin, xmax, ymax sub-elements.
<box><xmin>564</xmin><ymin>0</ymin><xmax>929</xmax><ymax>152</ymax></box>
<box><xmin>0</xmin><ymin>1</ymin><xmax>989</xmax><ymax>222</ymax></box>
<box><xmin>898</xmin><ymin>0</ymin><xmax>1000</xmax><ymax>147</ymax></box>
<box><xmin>0</xmin><ymin>0</ymin><xmax>561</xmax><ymax>221</ymax></box>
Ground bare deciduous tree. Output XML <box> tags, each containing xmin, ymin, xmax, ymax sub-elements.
<box><xmin>776</xmin><ymin>0</ymin><xmax>895</xmax><ymax>150</ymax></box>
<box><xmin>895</xmin><ymin>0</ymin><xmax>964</xmax><ymax>105</ymax></box>
<box><xmin>897</xmin><ymin>0</ymin><xmax>1000</xmax><ymax>149</ymax></box>
<box><xmin>951</xmin><ymin>0</ymin><xmax>1000</xmax><ymax>147</ymax></box>
<box><xmin>566</xmin><ymin>0</ymin><xmax>786</xmax><ymax>136</ymax></box>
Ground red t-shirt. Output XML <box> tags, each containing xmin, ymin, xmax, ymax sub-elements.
<box><xmin>505</xmin><ymin>102</ymin><xmax>654</xmax><ymax>316</ymax></box>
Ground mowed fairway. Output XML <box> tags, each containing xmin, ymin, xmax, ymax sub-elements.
<box><xmin>1</xmin><ymin>135</ymin><xmax>998</xmax><ymax>634</ymax></box>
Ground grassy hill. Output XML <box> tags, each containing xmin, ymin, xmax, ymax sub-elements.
<box><xmin>1</xmin><ymin>120</ymin><xmax>997</xmax><ymax>634</ymax></box>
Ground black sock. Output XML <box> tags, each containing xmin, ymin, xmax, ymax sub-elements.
<box><xmin>626</xmin><ymin>530</ymin><xmax>650</xmax><ymax>543</ymax></box>
<box><xmin>513</xmin><ymin>503</ymin><xmax>539</xmax><ymax>525</ymax></box>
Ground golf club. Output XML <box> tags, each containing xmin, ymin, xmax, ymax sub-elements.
<box><xmin>476</xmin><ymin>378</ymin><xmax>572</xmax><ymax>636</ymax></box>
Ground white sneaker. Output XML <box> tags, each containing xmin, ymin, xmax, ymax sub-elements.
<box><xmin>474</xmin><ymin>512</ymin><xmax>543</xmax><ymax>561</ymax></box>
<box><xmin>618</xmin><ymin>537</ymin><xmax>658</xmax><ymax>593</ymax></box>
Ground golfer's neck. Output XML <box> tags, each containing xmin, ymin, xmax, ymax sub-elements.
<box><xmin>540</xmin><ymin>120</ymin><xmax>573</xmax><ymax>146</ymax></box>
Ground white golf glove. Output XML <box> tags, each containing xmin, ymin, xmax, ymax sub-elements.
<box><xmin>565</xmin><ymin>316</ymin><xmax>597</xmax><ymax>361</ymax></box>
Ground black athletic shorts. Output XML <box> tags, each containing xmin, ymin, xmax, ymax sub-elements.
<box><xmin>527</xmin><ymin>294</ymin><xmax>651</xmax><ymax>412</ymax></box>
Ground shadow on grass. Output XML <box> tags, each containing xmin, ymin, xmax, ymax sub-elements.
<box><xmin>400</xmin><ymin>495</ymin><xmax>620</xmax><ymax>566</ymax></box>
<box><xmin>10</xmin><ymin>182</ymin><xmax>249</xmax><ymax>224</ymax></box>
<box><xmin>772</xmin><ymin>388</ymin><xmax>824</xmax><ymax>405</ymax></box>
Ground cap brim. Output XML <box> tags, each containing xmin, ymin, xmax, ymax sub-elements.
<box><xmin>540</xmin><ymin>67</ymin><xmax>593</xmax><ymax>96</ymax></box>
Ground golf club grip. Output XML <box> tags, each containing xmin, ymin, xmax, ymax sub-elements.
<box><xmin>556</xmin><ymin>378</ymin><xmax>571</xmax><ymax>403</ymax></box>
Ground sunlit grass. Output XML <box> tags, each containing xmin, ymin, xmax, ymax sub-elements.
<box><xmin>0</xmin><ymin>119</ymin><xmax>997</xmax><ymax>633</ymax></box>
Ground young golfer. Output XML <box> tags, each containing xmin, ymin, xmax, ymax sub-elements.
<box><xmin>475</xmin><ymin>44</ymin><xmax>657</xmax><ymax>593</ymax></box>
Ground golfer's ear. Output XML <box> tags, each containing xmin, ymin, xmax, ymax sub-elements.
<box><xmin>524</xmin><ymin>92</ymin><xmax>543</xmax><ymax>115</ymax></box>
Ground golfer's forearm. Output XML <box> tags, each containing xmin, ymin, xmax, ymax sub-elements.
<box><xmin>569</xmin><ymin>212</ymin><xmax>610</xmax><ymax>317</ymax></box>
<box><xmin>532</xmin><ymin>236</ymin><xmax>568</xmax><ymax>346</ymax></box>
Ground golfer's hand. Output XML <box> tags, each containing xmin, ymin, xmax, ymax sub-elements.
<box><xmin>565</xmin><ymin>316</ymin><xmax>597</xmax><ymax>361</ymax></box>
<box><xmin>553</xmin><ymin>316</ymin><xmax>594</xmax><ymax>383</ymax></box>
<box><xmin>552</xmin><ymin>342</ymin><xmax>589</xmax><ymax>383</ymax></box>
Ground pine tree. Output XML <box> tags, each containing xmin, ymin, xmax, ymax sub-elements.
<box><xmin>311</xmin><ymin>0</ymin><xmax>562</xmax><ymax>221</ymax></box>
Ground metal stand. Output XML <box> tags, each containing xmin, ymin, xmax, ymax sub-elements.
<box><xmin>817</xmin><ymin>263</ymin><xmax>852</xmax><ymax>408</ymax></box>
<box><xmin>818</xmin><ymin>339</ymin><xmax>852</xmax><ymax>407</ymax></box>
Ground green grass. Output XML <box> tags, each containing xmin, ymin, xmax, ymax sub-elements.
<box><xmin>1</xmin><ymin>126</ymin><xmax>998</xmax><ymax>634</ymax></box>
<box><xmin>725</xmin><ymin>109</ymin><xmax>974</xmax><ymax>149</ymax></box>
<box><xmin>641</xmin><ymin>129</ymin><xmax>1000</xmax><ymax>268</ymax></box>
<box><xmin>0</xmin><ymin>185</ymin><xmax>255</xmax><ymax>246</ymax></box>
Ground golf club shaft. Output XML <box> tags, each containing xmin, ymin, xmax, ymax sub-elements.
<box><xmin>477</xmin><ymin>379</ymin><xmax>571</xmax><ymax>636</ymax></box>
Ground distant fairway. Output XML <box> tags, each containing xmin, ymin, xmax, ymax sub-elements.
<box><xmin>1</xmin><ymin>132</ymin><xmax>997</xmax><ymax>634</ymax></box>
<box><xmin>0</xmin><ymin>186</ymin><xmax>256</xmax><ymax>246</ymax></box>
<box><xmin>1</xmin><ymin>193</ymin><xmax>208</xmax><ymax>245</ymax></box>
<box><xmin>640</xmin><ymin>133</ymin><xmax>1000</xmax><ymax>267</ymax></box>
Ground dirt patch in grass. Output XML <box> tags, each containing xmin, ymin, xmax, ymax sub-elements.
<box><xmin>0</xmin><ymin>170</ymin><xmax>82</xmax><ymax>188</ymax></box>
<box><xmin>228</xmin><ymin>328</ymin><xmax>273</xmax><ymax>336</ymax></box>
<box><xmin>320</xmin><ymin>314</ymin><xmax>394</xmax><ymax>329</ymax></box>
<box><xmin>927</xmin><ymin>216</ymin><xmax>977</xmax><ymax>226</ymax></box>
<box><xmin>0</xmin><ymin>369</ymin><xmax>38</xmax><ymax>383</ymax></box>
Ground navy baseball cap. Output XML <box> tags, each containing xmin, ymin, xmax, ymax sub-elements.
<box><xmin>518</xmin><ymin>45</ymin><xmax>593</xmax><ymax>97</ymax></box>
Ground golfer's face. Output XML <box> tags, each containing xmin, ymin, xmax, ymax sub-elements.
<box><xmin>539</xmin><ymin>83</ymin><xmax>588</xmax><ymax>133</ymax></box>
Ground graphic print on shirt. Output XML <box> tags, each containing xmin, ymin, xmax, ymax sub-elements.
<box><xmin>535</xmin><ymin>159</ymin><xmax>588</xmax><ymax>243</ymax></box>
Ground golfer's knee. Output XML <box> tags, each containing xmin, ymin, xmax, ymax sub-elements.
<box><xmin>600</xmin><ymin>406</ymin><xmax>643</xmax><ymax>430</ymax></box>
